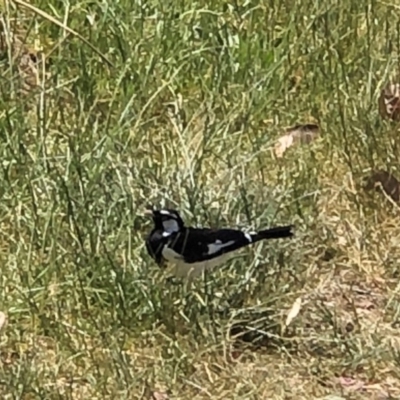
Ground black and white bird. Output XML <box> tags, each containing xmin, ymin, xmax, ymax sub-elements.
<box><xmin>145</xmin><ymin>208</ymin><xmax>294</xmax><ymax>279</ymax></box>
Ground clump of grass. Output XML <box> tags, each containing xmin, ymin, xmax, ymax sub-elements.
<box><xmin>1</xmin><ymin>0</ymin><xmax>400</xmax><ymax>399</ymax></box>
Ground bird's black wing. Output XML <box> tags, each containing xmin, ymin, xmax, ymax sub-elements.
<box><xmin>166</xmin><ymin>228</ymin><xmax>252</xmax><ymax>264</ymax></box>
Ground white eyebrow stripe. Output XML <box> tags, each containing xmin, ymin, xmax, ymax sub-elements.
<box><xmin>207</xmin><ymin>240</ymin><xmax>235</xmax><ymax>255</ymax></box>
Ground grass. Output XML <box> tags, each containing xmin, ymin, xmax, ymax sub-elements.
<box><xmin>1</xmin><ymin>0</ymin><xmax>400</xmax><ymax>398</ymax></box>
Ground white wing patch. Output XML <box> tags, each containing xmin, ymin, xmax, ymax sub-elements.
<box><xmin>207</xmin><ymin>240</ymin><xmax>235</xmax><ymax>255</ymax></box>
<box><xmin>244</xmin><ymin>233</ymin><xmax>252</xmax><ymax>243</ymax></box>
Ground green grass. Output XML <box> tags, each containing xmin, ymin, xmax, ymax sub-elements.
<box><xmin>2</xmin><ymin>0</ymin><xmax>400</xmax><ymax>398</ymax></box>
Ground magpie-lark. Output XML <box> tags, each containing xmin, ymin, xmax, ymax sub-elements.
<box><xmin>145</xmin><ymin>208</ymin><xmax>294</xmax><ymax>279</ymax></box>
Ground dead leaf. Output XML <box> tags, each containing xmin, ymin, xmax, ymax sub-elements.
<box><xmin>274</xmin><ymin>123</ymin><xmax>319</xmax><ymax>158</ymax></box>
<box><xmin>0</xmin><ymin>312</ymin><xmax>7</xmax><ymax>331</ymax></box>
<box><xmin>355</xmin><ymin>298</ymin><xmax>375</xmax><ymax>311</ymax></box>
<box><xmin>336</xmin><ymin>376</ymin><xmax>365</xmax><ymax>391</ymax></box>
<box><xmin>363</xmin><ymin>170</ymin><xmax>400</xmax><ymax>203</ymax></box>
<box><xmin>152</xmin><ymin>391</ymin><xmax>169</xmax><ymax>400</ymax></box>
<box><xmin>274</xmin><ymin>134</ymin><xmax>294</xmax><ymax>158</ymax></box>
<box><xmin>378</xmin><ymin>83</ymin><xmax>400</xmax><ymax>121</ymax></box>
<box><xmin>230</xmin><ymin>350</ymin><xmax>242</xmax><ymax>360</ymax></box>
<box><xmin>284</xmin><ymin>296</ymin><xmax>302</xmax><ymax>329</ymax></box>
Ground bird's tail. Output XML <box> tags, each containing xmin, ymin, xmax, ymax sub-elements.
<box><xmin>252</xmin><ymin>225</ymin><xmax>294</xmax><ymax>241</ymax></box>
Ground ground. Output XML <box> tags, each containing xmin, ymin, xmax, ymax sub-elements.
<box><xmin>1</xmin><ymin>0</ymin><xmax>400</xmax><ymax>399</ymax></box>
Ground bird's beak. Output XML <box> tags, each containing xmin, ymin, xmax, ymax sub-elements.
<box><xmin>143</xmin><ymin>209</ymin><xmax>154</xmax><ymax>216</ymax></box>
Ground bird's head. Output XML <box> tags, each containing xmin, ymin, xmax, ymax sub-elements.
<box><xmin>145</xmin><ymin>208</ymin><xmax>185</xmax><ymax>233</ymax></box>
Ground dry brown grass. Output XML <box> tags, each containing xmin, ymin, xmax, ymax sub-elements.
<box><xmin>2</xmin><ymin>0</ymin><xmax>400</xmax><ymax>399</ymax></box>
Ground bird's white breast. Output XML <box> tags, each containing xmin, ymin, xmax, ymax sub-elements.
<box><xmin>176</xmin><ymin>253</ymin><xmax>235</xmax><ymax>279</ymax></box>
<box><xmin>162</xmin><ymin>245</ymin><xmax>235</xmax><ymax>279</ymax></box>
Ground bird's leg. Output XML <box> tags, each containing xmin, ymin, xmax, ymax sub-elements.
<box><xmin>203</xmin><ymin>269</ymin><xmax>215</xmax><ymax>321</ymax></box>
